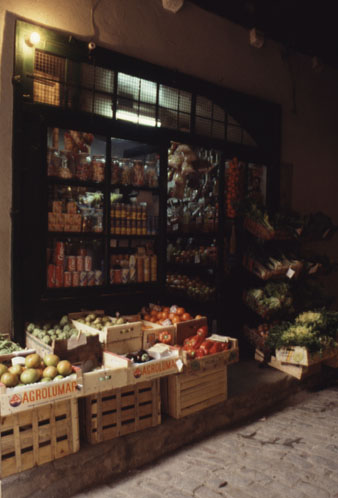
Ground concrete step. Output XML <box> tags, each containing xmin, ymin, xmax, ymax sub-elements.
<box><xmin>1</xmin><ymin>360</ymin><xmax>337</xmax><ymax>498</ymax></box>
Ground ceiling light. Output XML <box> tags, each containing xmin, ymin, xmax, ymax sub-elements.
<box><xmin>116</xmin><ymin>110</ymin><xmax>159</xmax><ymax>127</ymax></box>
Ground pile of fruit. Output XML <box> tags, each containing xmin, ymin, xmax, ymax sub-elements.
<box><xmin>182</xmin><ymin>326</ymin><xmax>231</xmax><ymax>359</ymax></box>
<box><xmin>141</xmin><ymin>304</ymin><xmax>203</xmax><ymax>325</ymax></box>
<box><xmin>166</xmin><ymin>273</ymin><xmax>216</xmax><ymax>301</ymax></box>
<box><xmin>0</xmin><ymin>353</ymin><xmax>73</xmax><ymax>388</ymax></box>
<box><xmin>0</xmin><ymin>334</ymin><xmax>22</xmax><ymax>354</ymax></box>
<box><xmin>26</xmin><ymin>315</ymin><xmax>78</xmax><ymax>345</ymax></box>
<box><xmin>75</xmin><ymin>313</ymin><xmax>126</xmax><ymax>331</ymax></box>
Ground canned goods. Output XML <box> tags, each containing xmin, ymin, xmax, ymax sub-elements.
<box><xmin>47</xmin><ymin>264</ymin><xmax>56</xmax><ymax>288</ymax></box>
<box><xmin>95</xmin><ymin>270</ymin><xmax>103</xmax><ymax>285</ymax></box>
<box><xmin>67</xmin><ymin>255</ymin><xmax>76</xmax><ymax>272</ymax></box>
<box><xmin>84</xmin><ymin>256</ymin><xmax>92</xmax><ymax>272</ymax></box>
<box><xmin>55</xmin><ymin>242</ymin><xmax>65</xmax><ymax>263</ymax></box>
<box><xmin>87</xmin><ymin>270</ymin><xmax>95</xmax><ymax>286</ymax></box>
<box><xmin>78</xmin><ymin>248</ymin><xmax>87</xmax><ymax>257</ymax></box>
<box><xmin>76</xmin><ymin>255</ymin><xmax>84</xmax><ymax>271</ymax></box>
<box><xmin>55</xmin><ymin>265</ymin><xmax>64</xmax><ymax>287</ymax></box>
<box><xmin>64</xmin><ymin>271</ymin><xmax>72</xmax><ymax>287</ymax></box>
<box><xmin>79</xmin><ymin>271</ymin><xmax>88</xmax><ymax>286</ymax></box>
<box><xmin>72</xmin><ymin>271</ymin><xmax>80</xmax><ymax>287</ymax></box>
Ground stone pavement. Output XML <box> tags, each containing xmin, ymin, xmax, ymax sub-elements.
<box><xmin>71</xmin><ymin>385</ymin><xmax>338</xmax><ymax>498</ymax></box>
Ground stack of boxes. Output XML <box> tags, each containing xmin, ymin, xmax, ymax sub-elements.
<box><xmin>48</xmin><ymin>201</ymin><xmax>82</xmax><ymax>232</ymax></box>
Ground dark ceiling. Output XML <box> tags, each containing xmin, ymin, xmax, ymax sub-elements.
<box><xmin>189</xmin><ymin>0</ymin><xmax>338</xmax><ymax>69</ymax></box>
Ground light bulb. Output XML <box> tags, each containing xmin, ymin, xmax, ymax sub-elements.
<box><xmin>28</xmin><ymin>31</ymin><xmax>40</xmax><ymax>46</ymax></box>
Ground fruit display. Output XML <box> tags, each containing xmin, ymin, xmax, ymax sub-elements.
<box><xmin>140</xmin><ymin>303</ymin><xmax>202</xmax><ymax>326</ymax></box>
<box><xmin>166</xmin><ymin>273</ymin><xmax>216</xmax><ymax>301</ymax></box>
<box><xmin>0</xmin><ymin>334</ymin><xmax>22</xmax><ymax>355</ymax></box>
<box><xmin>0</xmin><ymin>353</ymin><xmax>73</xmax><ymax>388</ymax></box>
<box><xmin>75</xmin><ymin>313</ymin><xmax>127</xmax><ymax>331</ymax></box>
<box><xmin>26</xmin><ymin>315</ymin><xmax>79</xmax><ymax>345</ymax></box>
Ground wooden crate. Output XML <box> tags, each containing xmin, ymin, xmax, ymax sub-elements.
<box><xmin>142</xmin><ymin>321</ymin><xmax>176</xmax><ymax>349</ymax></box>
<box><xmin>71</xmin><ymin>315</ymin><xmax>142</xmax><ymax>355</ymax></box>
<box><xmin>267</xmin><ymin>355</ymin><xmax>321</xmax><ymax>380</ymax></box>
<box><xmin>79</xmin><ymin>379</ymin><xmax>161</xmax><ymax>444</ymax></box>
<box><xmin>175</xmin><ymin>317</ymin><xmax>208</xmax><ymax>345</ymax></box>
<box><xmin>26</xmin><ymin>332</ymin><xmax>102</xmax><ymax>367</ymax></box>
<box><xmin>0</xmin><ymin>398</ymin><xmax>79</xmax><ymax>479</ymax></box>
<box><xmin>166</xmin><ymin>366</ymin><xmax>227</xmax><ymax>419</ymax></box>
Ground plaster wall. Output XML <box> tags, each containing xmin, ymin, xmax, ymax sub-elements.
<box><xmin>1</xmin><ymin>0</ymin><xmax>338</xmax><ymax>332</ymax></box>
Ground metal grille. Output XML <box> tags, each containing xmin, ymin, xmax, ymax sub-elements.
<box><xmin>33</xmin><ymin>50</ymin><xmax>66</xmax><ymax>106</ymax></box>
<box><xmin>30</xmin><ymin>50</ymin><xmax>257</xmax><ymax>145</ymax></box>
<box><xmin>116</xmin><ymin>73</ymin><xmax>157</xmax><ymax>126</ymax></box>
<box><xmin>158</xmin><ymin>85</ymin><xmax>191</xmax><ymax>131</ymax></box>
<box><xmin>195</xmin><ymin>96</ymin><xmax>225</xmax><ymax>139</ymax></box>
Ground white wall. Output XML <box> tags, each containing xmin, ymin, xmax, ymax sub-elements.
<box><xmin>1</xmin><ymin>0</ymin><xmax>338</xmax><ymax>332</ymax></box>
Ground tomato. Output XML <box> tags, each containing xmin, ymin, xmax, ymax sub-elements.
<box><xmin>157</xmin><ymin>311</ymin><xmax>164</xmax><ymax>320</ymax></box>
<box><xmin>159</xmin><ymin>331</ymin><xmax>172</xmax><ymax>344</ymax></box>
<box><xmin>181</xmin><ymin>313</ymin><xmax>192</xmax><ymax>322</ymax></box>
<box><xmin>172</xmin><ymin>316</ymin><xmax>181</xmax><ymax>324</ymax></box>
<box><xmin>176</xmin><ymin>307</ymin><xmax>185</xmax><ymax>316</ymax></box>
<box><xmin>209</xmin><ymin>342</ymin><xmax>223</xmax><ymax>354</ymax></box>
<box><xmin>184</xmin><ymin>348</ymin><xmax>196</xmax><ymax>359</ymax></box>
<box><xmin>199</xmin><ymin>340</ymin><xmax>213</xmax><ymax>355</ymax></box>
<box><xmin>169</xmin><ymin>312</ymin><xmax>177</xmax><ymax>321</ymax></box>
<box><xmin>195</xmin><ymin>348</ymin><xmax>205</xmax><ymax>358</ymax></box>
<box><xmin>150</xmin><ymin>309</ymin><xmax>158</xmax><ymax>317</ymax></box>
<box><xmin>196</xmin><ymin>326</ymin><xmax>208</xmax><ymax>338</ymax></box>
<box><xmin>161</xmin><ymin>311</ymin><xmax>169</xmax><ymax>320</ymax></box>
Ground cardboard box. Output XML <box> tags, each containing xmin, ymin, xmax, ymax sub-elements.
<box><xmin>0</xmin><ymin>372</ymin><xmax>81</xmax><ymax>416</ymax></box>
<box><xmin>79</xmin><ymin>366</ymin><xmax>129</xmax><ymax>395</ymax></box>
<box><xmin>275</xmin><ymin>346</ymin><xmax>338</xmax><ymax>367</ymax></box>
<box><xmin>103</xmin><ymin>349</ymin><xmax>182</xmax><ymax>385</ymax></box>
<box><xmin>175</xmin><ymin>317</ymin><xmax>208</xmax><ymax>345</ymax></box>
<box><xmin>52</xmin><ymin>201</ymin><xmax>62</xmax><ymax>213</ymax></box>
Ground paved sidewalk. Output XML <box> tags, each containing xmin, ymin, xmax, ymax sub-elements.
<box><xmin>72</xmin><ymin>385</ymin><xmax>338</xmax><ymax>498</ymax></box>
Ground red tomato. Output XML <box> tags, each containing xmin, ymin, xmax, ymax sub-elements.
<box><xmin>149</xmin><ymin>316</ymin><xmax>157</xmax><ymax>323</ymax></box>
<box><xmin>163</xmin><ymin>306</ymin><xmax>170</xmax><ymax>313</ymax></box>
<box><xmin>169</xmin><ymin>312</ymin><xmax>177</xmax><ymax>321</ymax></box>
<box><xmin>159</xmin><ymin>331</ymin><xmax>172</xmax><ymax>344</ymax></box>
<box><xmin>150</xmin><ymin>309</ymin><xmax>157</xmax><ymax>317</ymax></box>
<box><xmin>195</xmin><ymin>348</ymin><xmax>205</xmax><ymax>358</ymax></box>
<box><xmin>196</xmin><ymin>326</ymin><xmax>208</xmax><ymax>338</ymax></box>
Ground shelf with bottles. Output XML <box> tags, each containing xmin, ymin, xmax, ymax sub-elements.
<box><xmin>110</xmin><ymin>188</ymin><xmax>159</xmax><ymax>237</ymax></box>
<box><xmin>47</xmin><ymin>128</ymin><xmax>106</xmax><ymax>183</ymax></box>
<box><xmin>48</xmin><ymin>185</ymin><xmax>104</xmax><ymax>234</ymax></box>
<box><xmin>111</xmin><ymin>137</ymin><xmax>159</xmax><ymax>189</ymax></box>
<box><xmin>46</xmin><ymin>237</ymin><xmax>104</xmax><ymax>289</ymax></box>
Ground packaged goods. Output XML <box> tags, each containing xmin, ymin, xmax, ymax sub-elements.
<box><xmin>132</xmin><ymin>160</ymin><xmax>145</xmax><ymax>186</ymax></box>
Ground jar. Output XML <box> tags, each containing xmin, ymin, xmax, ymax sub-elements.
<box><xmin>144</xmin><ymin>161</ymin><xmax>158</xmax><ymax>188</ymax></box>
<box><xmin>75</xmin><ymin>152</ymin><xmax>92</xmax><ymax>181</ymax></box>
<box><xmin>132</xmin><ymin>160</ymin><xmax>145</xmax><ymax>186</ymax></box>
<box><xmin>92</xmin><ymin>155</ymin><xmax>105</xmax><ymax>183</ymax></box>
<box><xmin>58</xmin><ymin>151</ymin><xmax>73</xmax><ymax>179</ymax></box>
<box><xmin>111</xmin><ymin>158</ymin><xmax>121</xmax><ymax>184</ymax></box>
<box><xmin>120</xmin><ymin>159</ymin><xmax>133</xmax><ymax>185</ymax></box>
<box><xmin>47</xmin><ymin>147</ymin><xmax>59</xmax><ymax>177</ymax></box>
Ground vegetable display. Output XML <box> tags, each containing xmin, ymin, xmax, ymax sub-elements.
<box><xmin>26</xmin><ymin>316</ymin><xmax>79</xmax><ymax>344</ymax></box>
<box><xmin>182</xmin><ymin>326</ymin><xmax>231</xmax><ymax>359</ymax></box>
<box><xmin>266</xmin><ymin>310</ymin><xmax>338</xmax><ymax>354</ymax></box>
<box><xmin>245</xmin><ymin>281</ymin><xmax>293</xmax><ymax>318</ymax></box>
